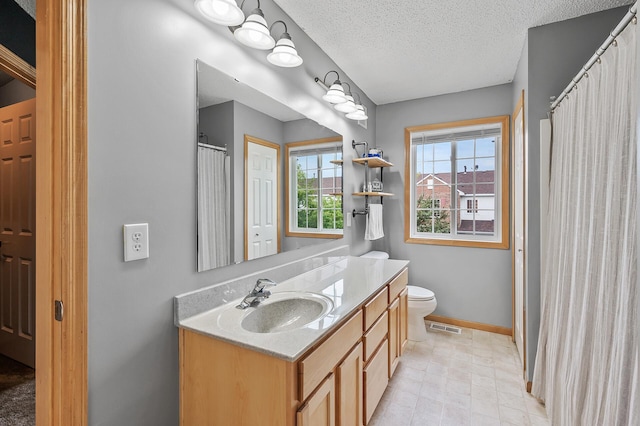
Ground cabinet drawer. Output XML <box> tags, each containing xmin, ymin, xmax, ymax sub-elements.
<box><xmin>299</xmin><ymin>310</ymin><xmax>363</xmax><ymax>401</ymax></box>
<box><xmin>388</xmin><ymin>268</ymin><xmax>408</xmax><ymax>302</ymax></box>
<box><xmin>363</xmin><ymin>287</ymin><xmax>389</xmax><ymax>331</ymax></box>
<box><xmin>363</xmin><ymin>311</ymin><xmax>388</xmax><ymax>362</ymax></box>
<box><xmin>364</xmin><ymin>339</ymin><xmax>389</xmax><ymax>424</ymax></box>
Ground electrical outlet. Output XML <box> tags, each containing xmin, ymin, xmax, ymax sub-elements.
<box><xmin>124</xmin><ymin>223</ymin><xmax>149</xmax><ymax>261</ymax></box>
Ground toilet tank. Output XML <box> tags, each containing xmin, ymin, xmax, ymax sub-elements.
<box><xmin>360</xmin><ymin>251</ymin><xmax>389</xmax><ymax>259</ymax></box>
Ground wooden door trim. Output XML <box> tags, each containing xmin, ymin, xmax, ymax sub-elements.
<box><xmin>0</xmin><ymin>43</ymin><xmax>36</xmax><ymax>89</ymax></box>
<box><xmin>511</xmin><ymin>90</ymin><xmax>526</xmax><ymax>376</ymax></box>
<box><xmin>35</xmin><ymin>0</ymin><xmax>88</xmax><ymax>424</ymax></box>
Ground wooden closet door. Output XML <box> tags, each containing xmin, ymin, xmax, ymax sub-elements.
<box><xmin>0</xmin><ymin>98</ymin><xmax>36</xmax><ymax>367</ymax></box>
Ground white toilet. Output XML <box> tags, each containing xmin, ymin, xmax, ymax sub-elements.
<box><xmin>360</xmin><ymin>251</ymin><xmax>437</xmax><ymax>341</ymax></box>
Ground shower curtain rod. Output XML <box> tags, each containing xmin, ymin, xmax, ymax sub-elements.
<box><xmin>198</xmin><ymin>142</ymin><xmax>227</xmax><ymax>152</ymax></box>
<box><xmin>550</xmin><ymin>2</ymin><xmax>637</xmax><ymax>111</ymax></box>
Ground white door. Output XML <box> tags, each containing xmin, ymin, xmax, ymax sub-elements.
<box><xmin>512</xmin><ymin>92</ymin><xmax>526</xmax><ymax>373</ymax></box>
<box><xmin>245</xmin><ymin>136</ymin><xmax>279</xmax><ymax>260</ymax></box>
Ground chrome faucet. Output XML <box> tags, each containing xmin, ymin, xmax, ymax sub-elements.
<box><xmin>236</xmin><ymin>278</ymin><xmax>277</xmax><ymax>309</ymax></box>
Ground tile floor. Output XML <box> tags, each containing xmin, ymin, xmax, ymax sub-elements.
<box><xmin>369</xmin><ymin>322</ymin><xmax>549</xmax><ymax>426</ymax></box>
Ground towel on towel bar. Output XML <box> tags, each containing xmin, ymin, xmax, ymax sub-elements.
<box><xmin>365</xmin><ymin>204</ymin><xmax>384</xmax><ymax>240</ymax></box>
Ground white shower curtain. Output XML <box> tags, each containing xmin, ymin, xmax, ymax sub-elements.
<box><xmin>198</xmin><ymin>146</ymin><xmax>229</xmax><ymax>270</ymax></box>
<box><xmin>532</xmin><ymin>19</ymin><xmax>639</xmax><ymax>425</ymax></box>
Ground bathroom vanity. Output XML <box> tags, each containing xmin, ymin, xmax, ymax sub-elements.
<box><xmin>176</xmin><ymin>256</ymin><xmax>409</xmax><ymax>425</ymax></box>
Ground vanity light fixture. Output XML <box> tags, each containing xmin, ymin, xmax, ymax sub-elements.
<box><xmin>267</xmin><ymin>21</ymin><xmax>303</xmax><ymax>67</ymax></box>
<box><xmin>233</xmin><ymin>0</ymin><xmax>275</xmax><ymax>50</ymax></box>
<box><xmin>346</xmin><ymin>92</ymin><xmax>368</xmax><ymax>120</ymax></box>
<box><xmin>194</xmin><ymin>0</ymin><xmax>245</xmax><ymax>26</ymax></box>
<box><xmin>334</xmin><ymin>82</ymin><xmax>357</xmax><ymax>113</ymax></box>
<box><xmin>317</xmin><ymin>71</ymin><xmax>347</xmax><ymax>104</ymax></box>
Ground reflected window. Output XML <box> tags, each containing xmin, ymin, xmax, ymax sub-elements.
<box><xmin>286</xmin><ymin>138</ymin><xmax>343</xmax><ymax>238</ymax></box>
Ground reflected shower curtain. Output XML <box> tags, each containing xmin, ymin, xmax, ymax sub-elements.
<box><xmin>532</xmin><ymin>21</ymin><xmax>639</xmax><ymax>425</ymax></box>
<box><xmin>198</xmin><ymin>146</ymin><xmax>229</xmax><ymax>270</ymax></box>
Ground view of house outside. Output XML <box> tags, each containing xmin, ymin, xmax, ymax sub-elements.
<box><xmin>414</xmin><ymin>136</ymin><xmax>497</xmax><ymax>236</ymax></box>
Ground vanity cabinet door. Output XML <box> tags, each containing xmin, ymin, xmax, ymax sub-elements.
<box><xmin>399</xmin><ymin>287</ymin><xmax>408</xmax><ymax>355</ymax></box>
<box><xmin>363</xmin><ymin>340</ymin><xmax>389</xmax><ymax>424</ymax></box>
<box><xmin>297</xmin><ymin>374</ymin><xmax>336</xmax><ymax>426</ymax></box>
<box><xmin>388</xmin><ymin>297</ymin><xmax>400</xmax><ymax>378</ymax></box>
<box><xmin>336</xmin><ymin>343</ymin><xmax>363</xmax><ymax>426</ymax></box>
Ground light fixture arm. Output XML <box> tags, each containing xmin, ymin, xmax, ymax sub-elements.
<box><xmin>342</xmin><ymin>82</ymin><xmax>353</xmax><ymax>96</ymax></box>
<box><xmin>322</xmin><ymin>70</ymin><xmax>341</xmax><ymax>85</ymax></box>
<box><xmin>269</xmin><ymin>20</ymin><xmax>288</xmax><ymax>36</ymax></box>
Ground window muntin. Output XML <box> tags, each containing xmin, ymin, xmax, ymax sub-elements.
<box><xmin>286</xmin><ymin>139</ymin><xmax>343</xmax><ymax>237</ymax></box>
<box><xmin>405</xmin><ymin>116</ymin><xmax>509</xmax><ymax>248</ymax></box>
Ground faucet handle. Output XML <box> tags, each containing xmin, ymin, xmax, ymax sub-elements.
<box><xmin>255</xmin><ymin>278</ymin><xmax>277</xmax><ymax>291</ymax></box>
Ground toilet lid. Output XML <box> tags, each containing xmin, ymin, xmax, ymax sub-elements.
<box><xmin>407</xmin><ymin>285</ymin><xmax>435</xmax><ymax>301</ymax></box>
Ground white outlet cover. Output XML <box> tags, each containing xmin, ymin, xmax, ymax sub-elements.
<box><xmin>123</xmin><ymin>223</ymin><xmax>149</xmax><ymax>261</ymax></box>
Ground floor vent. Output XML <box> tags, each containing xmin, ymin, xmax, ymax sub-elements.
<box><xmin>430</xmin><ymin>323</ymin><xmax>462</xmax><ymax>335</ymax></box>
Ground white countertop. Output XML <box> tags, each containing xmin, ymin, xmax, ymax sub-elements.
<box><xmin>177</xmin><ymin>256</ymin><xmax>409</xmax><ymax>361</ymax></box>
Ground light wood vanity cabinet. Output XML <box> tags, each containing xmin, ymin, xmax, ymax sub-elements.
<box><xmin>179</xmin><ymin>267</ymin><xmax>408</xmax><ymax>426</ymax></box>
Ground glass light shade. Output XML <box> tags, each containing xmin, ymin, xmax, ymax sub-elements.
<box><xmin>234</xmin><ymin>10</ymin><xmax>275</xmax><ymax>50</ymax></box>
<box><xmin>322</xmin><ymin>82</ymin><xmax>347</xmax><ymax>104</ymax></box>
<box><xmin>267</xmin><ymin>35</ymin><xmax>303</xmax><ymax>67</ymax></box>
<box><xmin>334</xmin><ymin>94</ymin><xmax>357</xmax><ymax>113</ymax></box>
<box><xmin>194</xmin><ymin>0</ymin><xmax>244</xmax><ymax>26</ymax></box>
<box><xmin>346</xmin><ymin>104</ymin><xmax>368</xmax><ymax>120</ymax></box>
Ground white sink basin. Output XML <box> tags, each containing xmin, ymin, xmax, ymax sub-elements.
<box><xmin>217</xmin><ymin>292</ymin><xmax>334</xmax><ymax>334</ymax></box>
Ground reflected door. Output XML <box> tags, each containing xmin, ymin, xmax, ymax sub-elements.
<box><xmin>245</xmin><ymin>136</ymin><xmax>280</xmax><ymax>260</ymax></box>
<box><xmin>0</xmin><ymin>98</ymin><xmax>36</xmax><ymax>368</ymax></box>
<box><xmin>512</xmin><ymin>92</ymin><xmax>526</xmax><ymax>374</ymax></box>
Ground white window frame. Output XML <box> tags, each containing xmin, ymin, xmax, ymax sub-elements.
<box><xmin>404</xmin><ymin>116</ymin><xmax>510</xmax><ymax>249</ymax></box>
<box><xmin>285</xmin><ymin>138</ymin><xmax>343</xmax><ymax>238</ymax></box>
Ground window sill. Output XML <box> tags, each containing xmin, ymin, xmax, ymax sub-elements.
<box><xmin>405</xmin><ymin>236</ymin><xmax>509</xmax><ymax>249</ymax></box>
<box><xmin>286</xmin><ymin>231</ymin><xmax>343</xmax><ymax>239</ymax></box>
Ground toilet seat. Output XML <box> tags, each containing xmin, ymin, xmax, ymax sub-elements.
<box><xmin>407</xmin><ymin>285</ymin><xmax>435</xmax><ymax>301</ymax></box>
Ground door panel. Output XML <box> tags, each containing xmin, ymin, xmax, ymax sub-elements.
<box><xmin>245</xmin><ymin>136</ymin><xmax>280</xmax><ymax>261</ymax></box>
<box><xmin>512</xmin><ymin>92</ymin><xmax>526</xmax><ymax>374</ymax></box>
<box><xmin>0</xmin><ymin>98</ymin><xmax>36</xmax><ymax>367</ymax></box>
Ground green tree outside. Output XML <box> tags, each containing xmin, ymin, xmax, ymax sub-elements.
<box><xmin>416</xmin><ymin>195</ymin><xmax>450</xmax><ymax>233</ymax></box>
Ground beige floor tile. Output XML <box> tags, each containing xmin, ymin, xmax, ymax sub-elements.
<box><xmin>445</xmin><ymin>378</ymin><xmax>472</xmax><ymax>396</ymax></box>
<box><xmin>471</xmin><ymin>364</ymin><xmax>496</xmax><ymax>378</ymax></box>
<box><xmin>441</xmin><ymin>403</ymin><xmax>471</xmax><ymax>426</ymax></box>
<box><xmin>471</xmin><ymin>397</ymin><xmax>501</xmax><ymax>419</ymax></box>
<box><xmin>472</xmin><ymin>373</ymin><xmax>497</xmax><ymax>389</ymax></box>
<box><xmin>472</xmin><ymin>413</ymin><xmax>502</xmax><ymax>426</ymax></box>
<box><xmin>499</xmin><ymin>406</ymin><xmax>531</xmax><ymax>425</ymax></box>
<box><xmin>497</xmin><ymin>390</ymin><xmax>526</xmax><ymax>411</ymax></box>
<box><xmin>373</xmin><ymin>325</ymin><xmax>548</xmax><ymax>426</ymax></box>
<box><xmin>471</xmin><ymin>384</ymin><xmax>499</xmax><ymax>403</ymax></box>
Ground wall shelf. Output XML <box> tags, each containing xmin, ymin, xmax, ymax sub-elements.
<box><xmin>351</xmin><ymin>157</ymin><xmax>393</xmax><ymax>168</ymax></box>
<box><xmin>352</xmin><ymin>192</ymin><xmax>394</xmax><ymax>197</ymax></box>
<box><xmin>351</xmin><ymin>140</ymin><xmax>394</xmax><ymax>217</ymax></box>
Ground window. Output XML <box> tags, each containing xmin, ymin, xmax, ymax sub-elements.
<box><xmin>405</xmin><ymin>116</ymin><xmax>509</xmax><ymax>249</ymax></box>
<box><xmin>285</xmin><ymin>137</ymin><xmax>343</xmax><ymax>238</ymax></box>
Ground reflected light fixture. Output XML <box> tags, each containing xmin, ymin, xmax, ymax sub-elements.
<box><xmin>346</xmin><ymin>92</ymin><xmax>368</xmax><ymax>120</ymax></box>
<box><xmin>233</xmin><ymin>0</ymin><xmax>275</xmax><ymax>50</ymax></box>
<box><xmin>334</xmin><ymin>82</ymin><xmax>357</xmax><ymax>113</ymax></box>
<box><xmin>318</xmin><ymin>71</ymin><xmax>347</xmax><ymax>104</ymax></box>
<box><xmin>194</xmin><ymin>0</ymin><xmax>245</xmax><ymax>26</ymax></box>
<box><xmin>267</xmin><ymin>21</ymin><xmax>303</xmax><ymax>67</ymax></box>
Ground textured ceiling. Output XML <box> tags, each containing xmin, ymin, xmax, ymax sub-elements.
<box><xmin>273</xmin><ymin>0</ymin><xmax>634</xmax><ymax>105</ymax></box>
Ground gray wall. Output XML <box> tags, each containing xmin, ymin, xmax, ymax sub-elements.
<box><xmin>0</xmin><ymin>79</ymin><xmax>34</xmax><ymax>108</ymax></box>
<box><xmin>511</xmin><ymin>6</ymin><xmax>629</xmax><ymax>382</ymax></box>
<box><xmin>375</xmin><ymin>84</ymin><xmax>514</xmax><ymax>328</ymax></box>
<box><xmin>87</xmin><ymin>0</ymin><xmax>374</xmax><ymax>424</ymax></box>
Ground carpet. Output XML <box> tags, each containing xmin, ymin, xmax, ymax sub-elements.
<box><xmin>0</xmin><ymin>354</ymin><xmax>35</xmax><ymax>426</ymax></box>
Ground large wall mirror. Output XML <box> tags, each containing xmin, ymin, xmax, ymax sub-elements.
<box><xmin>197</xmin><ymin>59</ymin><xmax>344</xmax><ymax>272</ymax></box>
